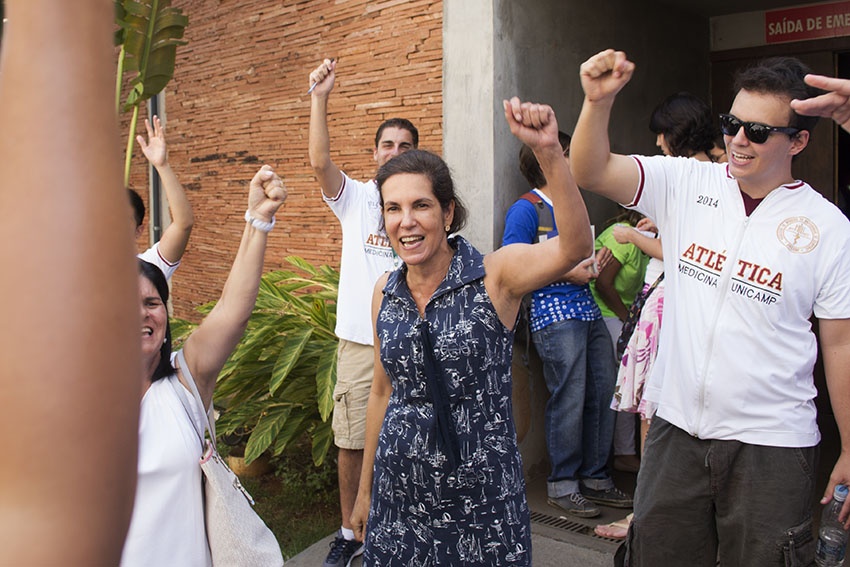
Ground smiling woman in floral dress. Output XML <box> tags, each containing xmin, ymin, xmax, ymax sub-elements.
<box><xmin>349</xmin><ymin>98</ymin><xmax>593</xmax><ymax>565</ymax></box>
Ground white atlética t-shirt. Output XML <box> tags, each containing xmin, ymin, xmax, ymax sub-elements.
<box><xmin>324</xmin><ymin>173</ymin><xmax>396</xmax><ymax>346</ymax></box>
<box><xmin>137</xmin><ymin>241</ymin><xmax>180</xmax><ymax>281</ymax></box>
<box><xmin>630</xmin><ymin>154</ymin><xmax>850</xmax><ymax>448</ymax></box>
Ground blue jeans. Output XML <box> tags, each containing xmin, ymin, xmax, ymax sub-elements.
<box><xmin>532</xmin><ymin>318</ymin><xmax>617</xmax><ymax>497</ymax></box>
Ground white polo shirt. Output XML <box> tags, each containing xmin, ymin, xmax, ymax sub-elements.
<box><xmin>138</xmin><ymin>241</ymin><xmax>179</xmax><ymax>281</ymax></box>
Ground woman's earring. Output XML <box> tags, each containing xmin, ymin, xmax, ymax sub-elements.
<box><xmin>445</xmin><ymin>225</ymin><xmax>450</xmax><ymax>233</ymax></box>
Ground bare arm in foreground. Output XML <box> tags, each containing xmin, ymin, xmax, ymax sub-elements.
<box><xmin>0</xmin><ymin>0</ymin><xmax>141</xmax><ymax>563</ymax></box>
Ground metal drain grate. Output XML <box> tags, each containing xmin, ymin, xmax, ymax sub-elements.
<box><xmin>529</xmin><ymin>510</ymin><xmax>622</xmax><ymax>543</ymax></box>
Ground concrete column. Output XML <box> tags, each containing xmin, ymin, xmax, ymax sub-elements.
<box><xmin>443</xmin><ymin>0</ymin><xmax>497</xmax><ymax>253</ymax></box>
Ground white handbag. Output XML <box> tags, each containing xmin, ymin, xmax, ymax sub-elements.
<box><xmin>173</xmin><ymin>350</ymin><xmax>284</xmax><ymax>566</ymax></box>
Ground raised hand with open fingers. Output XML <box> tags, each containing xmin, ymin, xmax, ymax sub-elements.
<box><xmin>579</xmin><ymin>49</ymin><xmax>636</xmax><ymax>104</ymax></box>
<box><xmin>137</xmin><ymin>115</ymin><xmax>168</xmax><ymax>168</ymax></box>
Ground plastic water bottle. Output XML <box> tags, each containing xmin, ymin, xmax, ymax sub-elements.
<box><xmin>816</xmin><ymin>484</ymin><xmax>850</xmax><ymax>566</ymax></box>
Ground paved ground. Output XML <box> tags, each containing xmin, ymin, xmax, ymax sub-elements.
<box><xmin>286</xmin><ymin>529</ymin><xmax>615</xmax><ymax>567</ymax></box>
<box><xmin>286</xmin><ymin>470</ymin><xmax>627</xmax><ymax>566</ymax></box>
<box><xmin>287</xmin><ymin>411</ymin><xmax>841</xmax><ymax>565</ymax></box>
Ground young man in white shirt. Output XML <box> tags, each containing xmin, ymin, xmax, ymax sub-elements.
<box><xmin>571</xmin><ymin>49</ymin><xmax>850</xmax><ymax>566</ymax></box>
<box><xmin>308</xmin><ymin>58</ymin><xmax>418</xmax><ymax>567</ymax></box>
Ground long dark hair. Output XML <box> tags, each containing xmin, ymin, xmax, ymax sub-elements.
<box><xmin>138</xmin><ymin>259</ymin><xmax>175</xmax><ymax>382</ymax></box>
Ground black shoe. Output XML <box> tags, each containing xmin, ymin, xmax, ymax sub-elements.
<box><xmin>323</xmin><ymin>530</ymin><xmax>364</xmax><ymax>567</ymax></box>
<box><xmin>547</xmin><ymin>492</ymin><xmax>601</xmax><ymax>518</ymax></box>
<box><xmin>581</xmin><ymin>485</ymin><xmax>634</xmax><ymax>508</ymax></box>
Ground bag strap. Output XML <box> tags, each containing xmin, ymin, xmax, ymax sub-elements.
<box><xmin>647</xmin><ymin>271</ymin><xmax>665</xmax><ymax>293</ymax></box>
<box><xmin>419</xmin><ymin>323</ymin><xmax>461</xmax><ymax>471</ymax></box>
<box><xmin>519</xmin><ymin>190</ymin><xmax>554</xmax><ymax>244</ymax></box>
<box><xmin>616</xmin><ymin>271</ymin><xmax>666</xmax><ymax>359</ymax></box>
<box><xmin>168</xmin><ymin>350</ymin><xmax>218</xmax><ymax>453</ymax></box>
<box><xmin>624</xmin><ymin>272</ymin><xmax>665</xmax><ymax>323</ymax></box>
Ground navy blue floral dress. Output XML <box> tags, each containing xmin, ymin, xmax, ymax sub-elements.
<box><xmin>363</xmin><ymin>236</ymin><xmax>531</xmax><ymax>566</ymax></box>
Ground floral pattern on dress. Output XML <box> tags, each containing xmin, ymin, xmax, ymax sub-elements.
<box><xmin>364</xmin><ymin>236</ymin><xmax>531</xmax><ymax>566</ymax></box>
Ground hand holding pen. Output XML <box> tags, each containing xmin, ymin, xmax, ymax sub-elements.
<box><xmin>307</xmin><ymin>57</ymin><xmax>336</xmax><ymax>95</ymax></box>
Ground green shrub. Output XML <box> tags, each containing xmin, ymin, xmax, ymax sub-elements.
<box><xmin>172</xmin><ymin>256</ymin><xmax>339</xmax><ymax>466</ymax></box>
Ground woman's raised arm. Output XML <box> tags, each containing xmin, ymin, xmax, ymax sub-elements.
<box><xmin>182</xmin><ymin>166</ymin><xmax>287</xmax><ymax>409</ymax></box>
<box><xmin>486</xmin><ymin>98</ymin><xmax>593</xmax><ymax>327</ymax></box>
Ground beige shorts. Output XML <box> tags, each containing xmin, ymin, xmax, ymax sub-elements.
<box><xmin>332</xmin><ymin>339</ymin><xmax>375</xmax><ymax>450</ymax></box>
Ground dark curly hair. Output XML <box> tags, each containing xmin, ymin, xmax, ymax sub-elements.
<box><xmin>649</xmin><ymin>92</ymin><xmax>717</xmax><ymax>158</ymax></box>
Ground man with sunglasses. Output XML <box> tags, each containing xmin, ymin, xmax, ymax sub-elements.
<box><xmin>571</xmin><ymin>49</ymin><xmax>850</xmax><ymax>566</ymax></box>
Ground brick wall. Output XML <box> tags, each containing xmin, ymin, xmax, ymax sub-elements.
<box><xmin>125</xmin><ymin>0</ymin><xmax>443</xmax><ymax>321</ymax></box>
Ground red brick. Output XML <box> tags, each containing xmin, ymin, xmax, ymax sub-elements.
<box><xmin>119</xmin><ymin>0</ymin><xmax>443</xmax><ymax>320</ymax></box>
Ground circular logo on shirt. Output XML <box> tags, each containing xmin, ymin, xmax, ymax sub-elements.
<box><xmin>777</xmin><ymin>217</ymin><xmax>819</xmax><ymax>254</ymax></box>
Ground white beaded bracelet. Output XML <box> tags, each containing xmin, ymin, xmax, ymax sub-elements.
<box><xmin>244</xmin><ymin>210</ymin><xmax>275</xmax><ymax>232</ymax></box>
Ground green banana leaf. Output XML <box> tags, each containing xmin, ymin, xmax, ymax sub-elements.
<box><xmin>114</xmin><ymin>0</ymin><xmax>188</xmax><ymax>187</ymax></box>
<box><xmin>117</xmin><ymin>0</ymin><xmax>188</xmax><ymax>111</ymax></box>
<box><xmin>170</xmin><ymin>257</ymin><xmax>341</xmax><ymax>466</ymax></box>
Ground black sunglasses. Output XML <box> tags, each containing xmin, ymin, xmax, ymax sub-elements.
<box><xmin>719</xmin><ymin>113</ymin><xmax>800</xmax><ymax>144</ymax></box>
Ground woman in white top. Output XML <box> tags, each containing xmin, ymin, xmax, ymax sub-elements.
<box><xmin>121</xmin><ymin>165</ymin><xmax>287</xmax><ymax>566</ymax></box>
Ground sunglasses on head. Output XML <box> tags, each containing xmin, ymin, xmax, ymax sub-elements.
<box><xmin>719</xmin><ymin>113</ymin><xmax>800</xmax><ymax>144</ymax></box>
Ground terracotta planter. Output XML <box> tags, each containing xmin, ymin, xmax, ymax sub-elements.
<box><xmin>225</xmin><ymin>453</ymin><xmax>273</xmax><ymax>478</ymax></box>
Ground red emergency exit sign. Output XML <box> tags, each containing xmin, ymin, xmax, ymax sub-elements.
<box><xmin>766</xmin><ymin>1</ymin><xmax>850</xmax><ymax>44</ymax></box>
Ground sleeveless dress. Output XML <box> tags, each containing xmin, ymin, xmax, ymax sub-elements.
<box><xmin>364</xmin><ymin>236</ymin><xmax>531</xmax><ymax>566</ymax></box>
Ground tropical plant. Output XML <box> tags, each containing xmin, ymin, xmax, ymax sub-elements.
<box><xmin>114</xmin><ymin>0</ymin><xmax>188</xmax><ymax>187</ymax></box>
<box><xmin>172</xmin><ymin>256</ymin><xmax>340</xmax><ymax>466</ymax></box>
